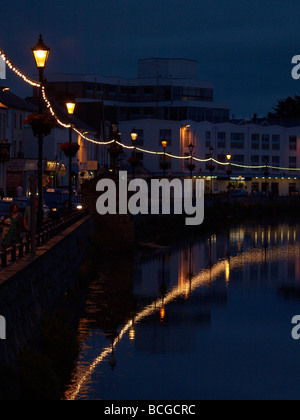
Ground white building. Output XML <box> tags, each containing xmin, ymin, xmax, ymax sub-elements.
<box><xmin>0</xmin><ymin>86</ymin><xmax>36</xmax><ymax>196</ymax></box>
<box><xmin>119</xmin><ymin>118</ymin><xmax>300</xmax><ymax>196</ymax></box>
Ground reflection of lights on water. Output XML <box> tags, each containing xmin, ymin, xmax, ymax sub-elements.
<box><xmin>225</xmin><ymin>261</ymin><xmax>230</xmax><ymax>286</ymax></box>
<box><xmin>65</xmin><ymin>242</ymin><xmax>300</xmax><ymax>400</ymax></box>
<box><xmin>129</xmin><ymin>326</ymin><xmax>136</xmax><ymax>341</ymax></box>
<box><xmin>160</xmin><ymin>306</ymin><xmax>166</xmax><ymax>321</ymax></box>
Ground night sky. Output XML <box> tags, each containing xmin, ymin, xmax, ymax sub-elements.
<box><xmin>1</xmin><ymin>0</ymin><xmax>300</xmax><ymax>118</ymax></box>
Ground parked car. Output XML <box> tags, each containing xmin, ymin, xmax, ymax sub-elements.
<box><xmin>43</xmin><ymin>188</ymin><xmax>83</xmax><ymax>214</ymax></box>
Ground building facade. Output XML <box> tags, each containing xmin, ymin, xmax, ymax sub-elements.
<box><xmin>119</xmin><ymin>118</ymin><xmax>300</xmax><ymax>196</ymax></box>
<box><xmin>0</xmin><ymin>87</ymin><xmax>37</xmax><ymax>196</ymax></box>
<box><xmin>44</xmin><ymin>58</ymin><xmax>230</xmax><ymax>128</ymax></box>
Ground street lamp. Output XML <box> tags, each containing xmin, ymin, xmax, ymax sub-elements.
<box><xmin>161</xmin><ymin>139</ymin><xmax>168</xmax><ymax>178</ymax></box>
<box><xmin>131</xmin><ymin>128</ymin><xmax>138</xmax><ymax>179</ymax></box>
<box><xmin>66</xmin><ymin>100</ymin><xmax>76</xmax><ymax>212</ymax></box>
<box><xmin>108</xmin><ymin>123</ymin><xmax>122</xmax><ymax>174</ymax></box>
<box><xmin>188</xmin><ymin>143</ymin><xmax>195</xmax><ymax>179</ymax></box>
<box><xmin>209</xmin><ymin>146</ymin><xmax>215</xmax><ymax>195</ymax></box>
<box><xmin>31</xmin><ymin>34</ymin><xmax>50</xmax><ymax>229</ymax></box>
<box><xmin>226</xmin><ymin>154</ymin><xmax>232</xmax><ymax>193</ymax></box>
<box><xmin>263</xmin><ymin>159</ymin><xmax>270</xmax><ymax>196</ymax></box>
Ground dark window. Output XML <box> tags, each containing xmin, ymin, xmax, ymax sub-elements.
<box><xmin>289</xmin><ymin>135</ymin><xmax>297</xmax><ymax>151</ymax></box>
<box><xmin>262</xmin><ymin>134</ymin><xmax>270</xmax><ymax>150</ymax></box>
<box><xmin>231</xmin><ymin>133</ymin><xmax>245</xmax><ymax>149</ymax></box>
<box><xmin>272</xmin><ymin>135</ymin><xmax>280</xmax><ymax>150</ymax></box>
<box><xmin>251</xmin><ymin>133</ymin><xmax>260</xmax><ymax>150</ymax></box>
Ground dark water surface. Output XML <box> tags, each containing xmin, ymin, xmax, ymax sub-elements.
<box><xmin>64</xmin><ymin>224</ymin><xmax>300</xmax><ymax>400</ymax></box>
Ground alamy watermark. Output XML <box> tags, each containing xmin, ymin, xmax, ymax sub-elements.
<box><xmin>0</xmin><ymin>316</ymin><xmax>6</xmax><ymax>340</ymax></box>
<box><xmin>96</xmin><ymin>172</ymin><xmax>205</xmax><ymax>226</ymax></box>
<box><xmin>292</xmin><ymin>56</ymin><xmax>300</xmax><ymax>79</ymax></box>
<box><xmin>291</xmin><ymin>316</ymin><xmax>300</xmax><ymax>340</ymax></box>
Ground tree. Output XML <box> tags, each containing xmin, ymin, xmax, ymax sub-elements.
<box><xmin>268</xmin><ymin>95</ymin><xmax>300</xmax><ymax>120</ymax></box>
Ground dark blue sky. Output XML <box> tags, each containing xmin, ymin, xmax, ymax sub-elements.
<box><xmin>1</xmin><ymin>0</ymin><xmax>300</xmax><ymax>118</ymax></box>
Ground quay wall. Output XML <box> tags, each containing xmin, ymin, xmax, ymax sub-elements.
<box><xmin>0</xmin><ymin>215</ymin><xmax>94</xmax><ymax>365</ymax></box>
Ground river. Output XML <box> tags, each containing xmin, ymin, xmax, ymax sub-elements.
<box><xmin>64</xmin><ymin>223</ymin><xmax>300</xmax><ymax>400</ymax></box>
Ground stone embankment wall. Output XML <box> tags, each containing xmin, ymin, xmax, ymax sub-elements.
<box><xmin>0</xmin><ymin>215</ymin><xmax>94</xmax><ymax>365</ymax></box>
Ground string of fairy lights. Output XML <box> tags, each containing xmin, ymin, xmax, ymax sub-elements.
<box><xmin>1</xmin><ymin>47</ymin><xmax>300</xmax><ymax>173</ymax></box>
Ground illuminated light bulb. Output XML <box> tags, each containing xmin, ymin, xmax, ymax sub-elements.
<box><xmin>66</xmin><ymin>102</ymin><xmax>76</xmax><ymax>115</ymax></box>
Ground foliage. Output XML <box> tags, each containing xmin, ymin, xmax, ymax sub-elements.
<box><xmin>159</xmin><ymin>161</ymin><xmax>169</xmax><ymax>170</ymax></box>
<box><xmin>59</xmin><ymin>142</ymin><xmax>80</xmax><ymax>157</ymax></box>
<box><xmin>187</xmin><ymin>163</ymin><xmax>196</xmax><ymax>172</ymax></box>
<box><xmin>128</xmin><ymin>156</ymin><xmax>141</xmax><ymax>167</ymax></box>
<box><xmin>268</xmin><ymin>95</ymin><xmax>300</xmax><ymax>119</ymax></box>
<box><xmin>108</xmin><ymin>143</ymin><xmax>123</xmax><ymax>157</ymax></box>
<box><xmin>24</xmin><ymin>113</ymin><xmax>56</xmax><ymax>127</ymax></box>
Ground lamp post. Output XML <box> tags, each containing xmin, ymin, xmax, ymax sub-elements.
<box><xmin>31</xmin><ymin>34</ymin><xmax>50</xmax><ymax>229</ymax></box>
<box><xmin>188</xmin><ymin>142</ymin><xmax>195</xmax><ymax>179</ymax></box>
<box><xmin>131</xmin><ymin>128</ymin><xmax>138</xmax><ymax>179</ymax></box>
<box><xmin>66</xmin><ymin>101</ymin><xmax>76</xmax><ymax>213</ymax></box>
<box><xmin>161</xmin><ymin>139</ymin><xmax>168</xmax><ymax>178</ymax></box>
<box><xmin>108</xmin><ymin>123</ymin><xmax>122</xmax><ymax>175</ymax></box>
<box><xmin>226</xmin><ymin>154</ymin><xmax>232</xmax><ymax>193</ymax></box>
<box><xmin>209</xmin><ymin>146</ymin><xmax>215</xmax><ymax>195</ymax></box>
<box><xmin>263</xmin><ymin>159</ymin><xmax>269</xmax><ymax>197</ymax></box>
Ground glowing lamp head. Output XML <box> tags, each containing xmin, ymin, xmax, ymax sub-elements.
<box><xmin>131</xmin><ymin>128</ymin><xmax>138</xmax><ymax>142</ymax></box>
<box><xmin>161</xmin><ymin>139</ymin><xmax>168</xmax><ymax>149</ymax></box>
<box><xmin>32</xmin><ymin>34</ymin><xmax>50</xmax><ymax>69</ymax></box>
<box><xmin>66</xmin><ymin>102</ymin><xmax>76</xmax><ymax>115</ymax></box>
<box><xmin>227</xmin><ymin>154</ymin><xmax>232</xmax><ymax>161</ymax></box>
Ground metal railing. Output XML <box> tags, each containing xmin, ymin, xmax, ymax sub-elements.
<box><xmin>0</xmin><ymin>210</ymin><xmax>87</xmax><ymax>272</ymax></box>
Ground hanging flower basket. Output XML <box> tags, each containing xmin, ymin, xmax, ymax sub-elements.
<box><xmin>59</xmin><ymin>142</ymin><xmax>80</xmax><ymax>157</ymax></box>
<box><xmin>208</xmin><ymin>163</ymin><xmax>216</xmax><ymax>173</ymax></box>
<box><xmin>160</xmin><ymin>161</ymin><xmax>169</xmax><ymax>170</ymax></box>
<box><xmin>187</xmin><ymin>163</ymin><xmax>196</xmax><ymax>172</ymax></box>
<box><xmin>108</xmin><ymin>143</ymin><xmax>123</xmax><ymax>158</ymax></box>
<box><xmin>128</xmin><ymin>156</ymin><xmax>141</xmax><ymax>167</ymax></box>
<box><xmin>24</xmin><ymin>113</ymin><xmax>56</xmax><ymax>137</ymax></box>
<box><xmin>226</xmin><ymin>168</ymin><xmax>232</xmax><ymax>177</ymax></box>
<box><xmin>0</xmin><ymin>144</ymin><xmax>10</xmax><ymax>162</ymax></box>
